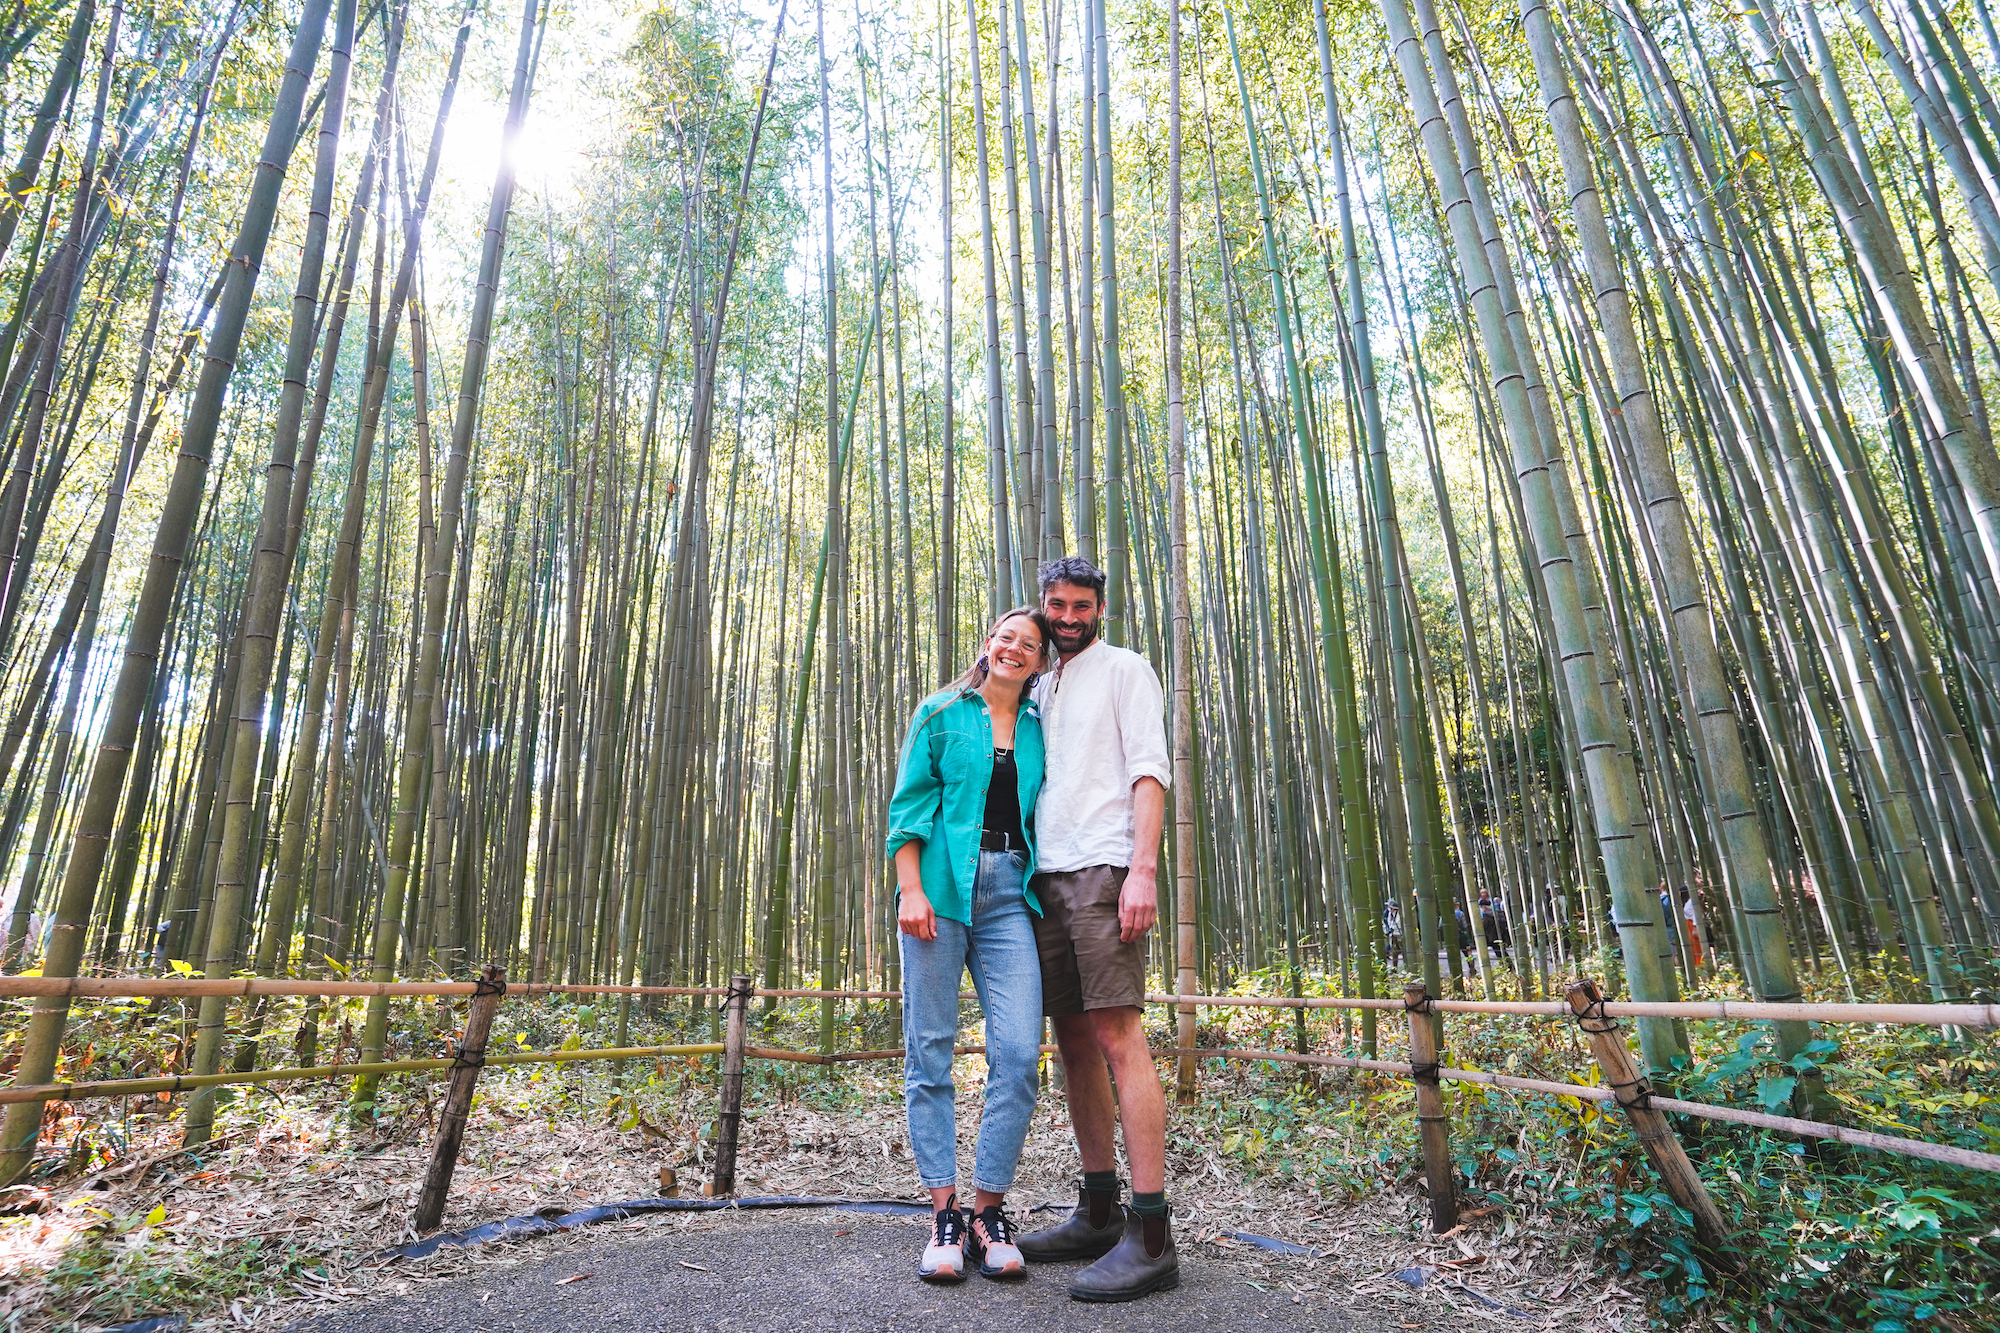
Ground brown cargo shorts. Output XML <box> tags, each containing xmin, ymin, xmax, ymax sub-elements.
<box><xmin>1032</xmin><ymin>864</ymin><xmax>1148</xmax><ymax>1015</ymax></box>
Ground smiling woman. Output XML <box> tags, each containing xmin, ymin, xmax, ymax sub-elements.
<box><xmin>889</xmin><ymin>606</ymin><xmax>1053</xmax><ymax>936</ymax></box>
<box><xmin>883</xmin><ymin>604</ymin><xmax>1051</xmax><ymax>1282</ymax></box>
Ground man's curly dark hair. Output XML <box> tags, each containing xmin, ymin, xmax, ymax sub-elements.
<box><xmin>1037</xmin><ymin>555</ymin><xmax>1107</xmax><ymax>602</ymax></box>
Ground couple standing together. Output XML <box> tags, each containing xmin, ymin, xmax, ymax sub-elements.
<box><xmin>885</xmin><ymin>555</ymin><xmax>1177</xmax><ymax>1303</ymax></box>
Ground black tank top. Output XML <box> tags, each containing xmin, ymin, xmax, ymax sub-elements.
<box><xmin>981</xmin><ymin>748</ymin><xmax>1027</xmax><ymax>848</ymax></box>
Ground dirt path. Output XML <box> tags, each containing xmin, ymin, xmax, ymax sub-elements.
<box><xmin>11</xmin><ymin>1062</ymin><xmax>1644</xmax><ymax>1330</ymax></box>
<box><xmin>280</xmin><ymin>1207</ymin><xmax>1465</xmax><ymax>1333</ymax></box>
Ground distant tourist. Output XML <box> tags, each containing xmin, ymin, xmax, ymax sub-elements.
<box><xmin>1382</xmin><ymin>900</ymin><xmax>1405</xmax><ymax>971</ymax></box>
<box><xmin>1682</xmin><ymin>890</ymin><xmax>1704</xmax><ymax>968</ymax></box>
<box><xmin>886</xmin><ymin>606</ymin><xmax>1053</xmax><ymax>1284</ymax></box>
<box><xmin>1014</xmin><ymin>556</ymin><xmax>1180</xmax><ymax>1303</ymax></box>
<box><xmin>1480</xmin><ymin>894</ymin><xmax>1512</xmax><ymax>967</ymax></box>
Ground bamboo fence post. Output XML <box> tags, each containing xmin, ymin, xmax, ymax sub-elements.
<box><xmin>1403</xmin><ymin>982</ymin><xmax>1456</xmax><ymax>1232</ymax></box>
<box><xmin>710</xmin><ymin>974</ymin><xmax>752</xmax><ymax>1197</ymax></box>
<box><xmin>413</xmin><ymin>965</ymin><xmax>505</xmax><ymax>1233</ymax></box>
<box><xmin>1565</xmin><ymin>978</ymin><xmax>1731</xmax><ymax>1251</ymax></box>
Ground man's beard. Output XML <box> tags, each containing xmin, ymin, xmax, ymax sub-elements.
<box><xmin>1051</xmin><ymin>615</ymin><xmax>1099</xmax><ymax>653</ymax></box>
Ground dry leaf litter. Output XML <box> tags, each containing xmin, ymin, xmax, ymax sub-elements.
<box><xmin>1</xmin><ymin>1047</ymin><xmax>1643</xmax><ymax>1333</ymax></box>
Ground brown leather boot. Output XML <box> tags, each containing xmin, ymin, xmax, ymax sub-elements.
<box><xmin>1016</xmin><ymin>1182</ymin><xmax>1125</xmax><ymax>1262</ymax></box>
<box><xmin>1066</xmin><ymin>1210</ymin><xmax>1178</xmax><ymax>1302</ymax></box>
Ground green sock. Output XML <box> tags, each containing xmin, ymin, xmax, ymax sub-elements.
<box><xmin>1131</xmin><ymin>1190</ymin><xmax>1168</xmax><ymax>1219</ymax></box>
<box><xmin>1082</xmin><ymin>1170</ymin><xmax>1120</xmax><ymax>1196</ymax></box>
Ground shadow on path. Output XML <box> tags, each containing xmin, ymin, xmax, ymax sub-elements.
<box><xmin>281</xmin><ymin>1209</ymin><xmax>1390</xmax><ymax>1333</ymax></box>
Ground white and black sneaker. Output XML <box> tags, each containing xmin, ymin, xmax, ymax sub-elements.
<box><xmin>969</xmin><ymin>1204</ymin><xmax>1027</xmax><ymax>1281</ymax></box>
<box><xmin>918</xmin><ymin>1197</ymin><xmax>968</xmax><ymax>1284</ymax></box>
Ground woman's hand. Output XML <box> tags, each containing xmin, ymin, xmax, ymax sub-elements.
<box><xmin>892</xmin><ymin>843</ymin><xmax>934</xmax><ymax>939</ymax></box>
<box><xmin>898</xmin><ymin>886</ymin><xmax>938</xmax><ymax>941</ymax></box>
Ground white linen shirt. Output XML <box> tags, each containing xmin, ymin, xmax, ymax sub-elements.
<box><xmin>1030</xmin><ymin>638</ymin><xmax>1172</xmax><ymax>874</ymax></box>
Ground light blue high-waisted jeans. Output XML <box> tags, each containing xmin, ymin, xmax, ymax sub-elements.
<box><xmin>900</xmin><ymin>849</ymin><xmax>1043</xmax><ymax>1195</ymax></box>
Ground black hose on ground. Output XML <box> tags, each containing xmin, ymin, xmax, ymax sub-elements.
<box><xmin>386</xmin><ymin>1194</ymin><xmax>933</xmax><ymax>1260</ymax></box>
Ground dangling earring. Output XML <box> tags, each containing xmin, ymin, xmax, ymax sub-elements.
<box><xmin>978</xmin><ymin>655</ymin><xmax>990</xmax><ymax>673</ymax></box>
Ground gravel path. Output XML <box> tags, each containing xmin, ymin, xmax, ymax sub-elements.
<box><xmin>281</xmin><ymin>1208</ymin><xmax>1410</xmax><ymax>1333</ymax></box>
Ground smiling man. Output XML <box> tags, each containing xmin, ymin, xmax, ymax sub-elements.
<box><xmin>1015</xmin><ymin>555</ymin><xmax>1177</xmax><ymax>1302</ymax></box>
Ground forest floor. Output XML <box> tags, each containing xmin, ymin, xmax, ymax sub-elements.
<box><xmin>13</xmin><ymin>968</ymin><xmax>1993</xmax><ymax>1332</ymax></box>
<box><xmin>1</xmin><ymin>1032</ymin><xmax>1641</xmax><ymax>1332</ymax></box>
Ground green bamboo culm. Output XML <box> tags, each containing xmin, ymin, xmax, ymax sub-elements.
<box><xmin>1374</xmin><ymin>0</ymin><xmax>1685</xmax><ymax>1066</ymax></box>
<box><xmin>0</xmin><ymin>0</ymin><xmax>336</xmax><ymax>1183</ymax></box>
<box><xmin>181</xmin><ymin>0</ymin><xmax>364</xmax><ymax>1144</ymax></box>
<box><xmin>1514</xmin><ymin>0</ymin><xmax>1823</xmax><ymax>1101</ymax></box>
<box><xmin>351</xmin><ymin>0</ymin><xmax>547</xmax><ymax>1118</ymax></box>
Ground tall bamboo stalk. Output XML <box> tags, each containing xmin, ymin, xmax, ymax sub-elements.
<box><xmin>0</xmin><ymin>0</ymin><xmax>335</xmax><ymax>1182</ymax></box>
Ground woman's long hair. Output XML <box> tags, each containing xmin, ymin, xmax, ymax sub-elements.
<box><xmin>948</xmin><ymin>606</ymin><xmax>1055</xmax><ymax>697</ymax></box>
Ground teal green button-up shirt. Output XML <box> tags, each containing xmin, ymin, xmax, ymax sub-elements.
<box><xmin>884</xmin><ymin>686</ymin><xmax>1045</xmax><ymax>925</ymax></box>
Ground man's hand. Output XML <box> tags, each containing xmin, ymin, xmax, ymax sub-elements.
<box><xmin>898</xmin><ymin>887</ymin><xmax>938</xmax><ymax>941</ymax></box>
<box><xmin>1118</xmin><ymin>867</ymin><xmax>1158</xmax><ymax>942</ymax></box>
<box><xmin>1121</xmin><ymin>776</ymin><xmax>1165</xmax><ymax>942</ymax></box>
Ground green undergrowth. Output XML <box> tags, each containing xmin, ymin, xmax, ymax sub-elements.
<box><xmin>1160</xmin><ymin>963</ymin><xmax>2000</xmax><ymax>1332</ymax></box>
<box><xmin>7</xmin><ymin>973</ymin><xmax>1997</xmax><ymax>1331</ymax></box>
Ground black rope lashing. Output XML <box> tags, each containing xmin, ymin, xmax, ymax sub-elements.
<box><xmin>1606</xmin><ymin>1073</ymin><xmax>1653</xmax><ymax>1111</ymax></box>
<box><xmin>1402</xmin><ymin>992</ymin><xmax>1434</xmax><ymax>1016</ymax></box>
<box><xmin>447</xmin><ymin>1042</ymin><xmax>485</xmax><ymax>1073</ymax></box>
<box><xmin>472</xmin><ymin>972</ymin><xmax>508</xmax><ymax>1001</ymax></box>
<box><xmin>1572</xmin><ymin>991</ymin><xmax>1618</xmax><ymax>1036</ymax></box>
<box><xmin>1410</xmin><ymin>1060</ymin><xmax>1441</xmax><ymax>1084</ymax></box>
<box><xmin>727</xmin><ymin>977</ymin><xmax>757</xmax><ymax>1005</ymax></box>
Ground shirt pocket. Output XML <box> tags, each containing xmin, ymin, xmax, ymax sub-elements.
<box><xmin>937</xmin><ymin>728</ymin><xmax>986</xmax><ymax>785</ymax></box>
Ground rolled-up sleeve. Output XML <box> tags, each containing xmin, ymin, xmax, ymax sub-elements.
<box><xmin>885</xmin><ymin>705</ymin><xmax>942</xmax><ymax>858</ymax></box>
<box><xmin>1118</xmin><ymin>657</ymin><xmax>1172</xmax><ymax>790</ymax></box>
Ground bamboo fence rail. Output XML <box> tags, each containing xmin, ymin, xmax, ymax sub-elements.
<box><xmin>0</xmin><ymin>1043</ymin><xmax>727</xmax><ymax>1105</ymax></box>
<box><xmin>8</xmin><ymin>976</ymin><xmax>1994</xmax><ymax>1027</ymax></box>
<box><xmin>13</xmin><ymin>968</ymin><xmax>1998</xmax><ymax>1260</ymax></box>
<box><xmin>747</xmin><ymin>987</ymin><xmax>902</xmax><ymax>1000</ymax></box>
<box><xmin>21</xmin><ymin>1034</ymin><xmax>1996</xmax><ymax>1174</ymax></box>
<box><xmin>0</xmin><ymin>978</ymin><xmax>734</xmax><ymax>1000</ymax></box>
<box><xmin>1189</xmin><ymin>1043</ymin><xmax>1606</xmax><ymax>1100</ymax></box>
<box><xmin>1645</xmin><ymin>1096</ymin><xmax>2000</xmax><ymax>1174</ymax></box>
<box><xmin>1139</xmin><ymin>991</ymin><xmax>2000</xmax><ymax>1028</ymax></box>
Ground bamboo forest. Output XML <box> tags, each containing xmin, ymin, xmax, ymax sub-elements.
<box><xmin>1</xmin><ymin>0</ymin><xmax>1998</xmax><ymax>1326</ymax></box>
